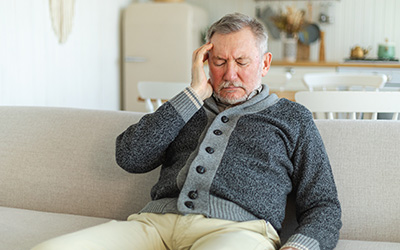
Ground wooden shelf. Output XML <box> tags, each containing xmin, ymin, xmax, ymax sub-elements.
<box><xmin>271</xmin><ymin>60</ymin><xmax>400</xmax><ymax>68</ymax></box>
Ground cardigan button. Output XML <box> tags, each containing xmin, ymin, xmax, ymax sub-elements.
<box><xmin>221</xmin><ymin>116</ymin><xmax>229</xmax><ymax>123</ymax></box>
<box><xmin>196</xmin><ymin>166</ymin><xmax>206</xmax><ymax>174</ymax></box>
<box><xmin>205</xmin><ymin>147</ymin><xmax>215</xmax><ymax>154</ymax></box>
<box><xmin>213</xmin><ymin>129</ymin><xmax>223</xmax><ymax>136</ymax></box>
<box><xmin>188</xmin><ymin>190</ymin><xmax>198</xmax><ymax>199</ymax></box>
<box><xmin>184</xmin><ymin>201</ymin><xmax>194</xmax><ymax>209</ymax></box>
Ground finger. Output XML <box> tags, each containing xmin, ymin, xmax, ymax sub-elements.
<box><xmin>202</xmin><ymin>43</ymin><xmax>213</xmax><ymax>54</ymax></box>
<box><xmin>193</xmin><ymin>43</ymin><xmax>213</xmax><ymax>62</ymax></box>
<box><xmin>203</xmin><ymin>43</ymin><xmax>213</xmax><ymax>62</ymax></box>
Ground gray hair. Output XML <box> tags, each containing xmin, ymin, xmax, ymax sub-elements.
<box><xmin>206</xmin><ymin>13</ymin><xmax>269</xmax><ymax>54</ymax></box>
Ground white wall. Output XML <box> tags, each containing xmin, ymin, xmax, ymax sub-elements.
<box><xmin>0</xmin><ymin>0</ymin><xmax>131</xmax><ymax>110</ymax></box>
<box><xmin>187</xmin><ymin>0</ymin><xmax>400</xmax><ymax>62</ymax></box>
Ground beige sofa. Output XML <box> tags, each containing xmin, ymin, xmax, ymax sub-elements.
<box><xmin>1</xmin><ymin>106</ymin><xmax>399</xmax><ymax>250</ymax></box>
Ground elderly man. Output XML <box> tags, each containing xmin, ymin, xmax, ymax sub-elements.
<box><xmin>33</xmin><ymin>13</ymin><xmax>341</xmax><ymax>250</ymax></box>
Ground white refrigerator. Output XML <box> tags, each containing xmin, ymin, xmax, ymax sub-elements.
<box><xmin>122</xmin><ymin>3</ymin><xmax>208</xmax><ymax>112</ymax></box>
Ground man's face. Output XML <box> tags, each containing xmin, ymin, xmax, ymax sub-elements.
<box><xmin>208</xmin><ymin>27</ymin><xmax>272</xmax><ymax>105</ymax></box>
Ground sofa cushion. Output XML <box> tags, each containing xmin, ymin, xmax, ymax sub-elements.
<box><xmin>0</xmin><ymin>206</ymin><xmax>110</xmax><ymax>250</ymax></box>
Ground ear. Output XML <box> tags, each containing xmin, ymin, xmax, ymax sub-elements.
<box><xmin>261</xmin><ymin>52</ymin><xmax>273</xmax><ymax>77</ymax></box>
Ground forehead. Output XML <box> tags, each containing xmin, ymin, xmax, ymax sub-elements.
<box><xmin>210</xmin><ymin>28</ymin><xmax>259</xmax><ymax>58</ymax></box>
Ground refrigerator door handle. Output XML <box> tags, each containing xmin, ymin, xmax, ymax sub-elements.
<box><xmin>125</xmin><ymin>56</ymin><xmax>147</xmax><ymax>63</ymax></box>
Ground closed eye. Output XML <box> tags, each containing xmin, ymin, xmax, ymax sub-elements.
<box><xmin>236</xmin><ymin>59</ymin><xmax>250</xmax><ymax>66</ymax></box>
<box><xmin>214</xmin><ymin>61</ymin><xmax>226</xmax><ymax>66</ymax></box>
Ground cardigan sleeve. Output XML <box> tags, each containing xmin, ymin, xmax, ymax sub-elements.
<box><xmin>282</xmin><ymin>111</ymin><xmax>342</xmax><ymax>250</ymax></box>
<box><xmin>115</xmin><ymin>87</ymin><xmax>203</xmax><ymax>173</ymax></box>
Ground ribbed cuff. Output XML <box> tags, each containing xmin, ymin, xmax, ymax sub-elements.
<box><xmin>186</xmin><ymin>86</ymin><xmax>204</xmax><ymax>107</ymax></box>
<box><xmin>280</xmin><ymin>234</ymin><xmax>320</xmax><ymax>250</ymax></box>
<box><xmin>169</xmin><ymin>87</ymin><xmax>203</xmax><ymax>123</ymax></box>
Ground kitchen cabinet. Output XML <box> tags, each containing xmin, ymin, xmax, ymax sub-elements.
<box><xmin>264</xmin><ymin>61</ymin><xmax>400</xmax><ymax>101</ymax></box>
<box><xmin>267</xmin><ymin>61</ymin><xmax>337</xmax><ymax>91</ymax></box>
<box><xmin>337</xmin><ymin>67</ymin><xmax>400</xmax><ymax>89</ymax></box>
<box><xmin>268</xmin><ymin>61</ymin><xmax>400</xmax><ymax>91</ymax></box>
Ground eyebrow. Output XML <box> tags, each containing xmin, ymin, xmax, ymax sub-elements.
<box><xmin>213</xmin><ymin>56</ymin><xmax>226</xmax><ymax>61</ymax></box>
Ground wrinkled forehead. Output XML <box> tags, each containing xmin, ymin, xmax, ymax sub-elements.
<box><xmin>209</xmin><ymin>28</ymin><xmax>260</xmax><ymax>59</ymax></box>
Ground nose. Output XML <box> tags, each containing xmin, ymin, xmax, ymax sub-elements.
<box><xmin>223</xmin><ymin>62</ymin><xmax>238</xmax><ymax>82</ymax></box>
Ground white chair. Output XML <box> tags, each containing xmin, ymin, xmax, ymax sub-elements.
<box><xmin>138</xmin><ymin>81</ymin><xmax>189</xmax><ymax>112</ymax></box>
<box><xmin>302</xmin><ymin>72</ymin><xmax>387</xmax><ymax>91</ymax></box>
<box><xmin>263</xmin><ymin>72</ymin><xmax>292</xmax><ymax>91</ymax></box>
<box><xmin>295</xmin><ymin>91</ymin><xmax>400</xmax><ymax>120</ymax></box>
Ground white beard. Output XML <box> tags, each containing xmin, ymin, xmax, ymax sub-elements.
<box><xmin>214</xmin><ymin>81</ymin><xmax>248</xmax><ymax>105</ymax></box>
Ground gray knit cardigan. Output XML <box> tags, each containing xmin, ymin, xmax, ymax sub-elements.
<box><xmin>116</xmin><ymin>85</ymin><xmax>342</xmax><ymax>250</ymax></box>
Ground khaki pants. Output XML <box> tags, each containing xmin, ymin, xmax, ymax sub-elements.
<box><xmin>32</xmin><ymin>213</ymin><xmax>281</xmax><ymax>250</ymax></box>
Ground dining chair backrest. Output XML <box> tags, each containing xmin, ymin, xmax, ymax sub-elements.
<box><xmin>302</xmin><ymin>72</ymin><xmax>387</xmax><ymax>91</ymax></box>
<box><xmin>295</xmin><ymin>91</ymin><xmax>400</xmax><ymax>120</ymax></box>
<box><xmin>263</xmin><ymin>72</ymin><xmax>292</xmax><ymax>91</ymax></box>
<box><xmin>138</xmin><ymin>81</ymin><xmax>189</xmax><ymax>112</ymax></box>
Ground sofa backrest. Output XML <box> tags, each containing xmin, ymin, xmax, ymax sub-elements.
<box><xmin>315</xmin><ymin>120</ymin><xmax>400</xmax><ymax>243</ymax></box>
<box><xmin>1</xmin><ymin>107</ymin><xmax>399</xmax><ymax>243</ymax></box>
<box><xmin>0</xmin><ymin>106</ymin><xmax>159</xmax><ymax>221</ymax></box>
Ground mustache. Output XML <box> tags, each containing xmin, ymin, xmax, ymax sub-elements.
<box><xmin>218</xmin><ymin>81</ymin><xmax>245</xmax><ymax>91</ymax></box>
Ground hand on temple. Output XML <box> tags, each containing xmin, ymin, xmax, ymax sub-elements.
<box><xmin>191</xmin><ymin>43</ymin><xmax>214</xmax><ymax>100</ymax></box>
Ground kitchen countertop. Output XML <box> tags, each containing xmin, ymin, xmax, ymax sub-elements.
<box><xmin>271</xmin><ymin>60</ymin><xmax>400</xmax><ymax>68</ymax></box>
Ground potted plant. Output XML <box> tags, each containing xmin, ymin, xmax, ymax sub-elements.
<box><xmin>272</xmin><ymin>6</ymin><xmax>305</xmax><ymax>61</ymax></box>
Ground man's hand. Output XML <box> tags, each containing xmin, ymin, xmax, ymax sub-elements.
<box><xmin>280</xmin><ymin>247</ymin><xmax>299</xmax><ymax>250</ymax></box>
<box><xmin>191</xmin><ymin>43</ymin><xmax>214</xmax><ymax>100</ymax></box>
